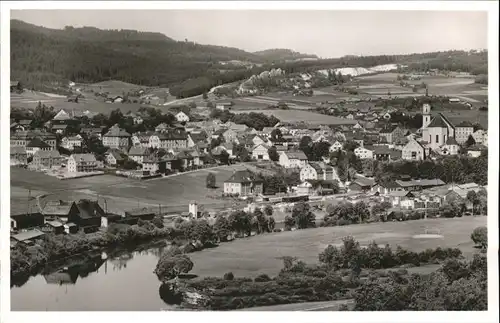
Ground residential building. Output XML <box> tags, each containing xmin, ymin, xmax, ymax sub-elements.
<box><xmin>175</xmin><ymin>111</ymin><xmax>190</xmax><ymax>123</ymax></box>
<box><xmin>61</xmin><ymin>135</ymin><xmax>83</xmax><ymax>151</ymax></box>
<box><xmin>52</xmin><ymin>109</ymin><xmax>72</xmax><ymax>122</ymax></box>
<box><xmin>402</xmin><ymin>139</ymin><xmax>426</xmax><ymax>161</ymax></box>
<box><xmin>32</xmin><ymin>150</ymin><xmax>63</xmax><ymax>170</ymax></box>
<box><xmin>105</xmin><ymin>149</ymin><xmax>125</xmax><ymax>166</ymax></box>
<box><xmin>68</xmin><ymin>200</ymin><xmax>105</xmax><ymax>232</ymax></box>
<box><xmin>278</xmin><ymin>150</ymin><xmax>308</xmax><ymax>169</ymax></box>
<box><xmin>216</xmin><ymin>102</ymin><xmax>232</xmax><ymax>111</ymax></box>
<box><xmin>329</xmin><ymin>140</ymin><xmax>344</xmax><ymax>153</ymax></box>
<box><xmin>26</xmin><ymin>137</ymin><xmax>52</xmax><ymax>156</ymax></box>
<box><xmin>131</xmin><ymin>132</ymin><xmax>153</xmax><ymax>147</ymax></box>
<box><xmin>300</xmin><ymin>162</ymin><xmax>341</xmax><ymax>183</ymax></box>
<box><xmin>11</xmin><ymin>213</ymin><xmax>45</xmax><ymax>231</ymax></box>
<box><xmin>472</xmin><ymin>129</ymin><xmax>487</xmax><ymax>145</ymax></box>
<box><xmin>10</xmin><ymin>146</ymin><xmax>28</xmax><ymax>165</ymax></box>
<box><xmin>454</xmin><ymin>121</ymin><xmax>474</xmax><ymax>144</ymax></box>
<box><xmin>67</xmin><ymin>154</ymin><xmax>98</xmax><ymax>173</ymax></box>
<box><xmin>221</xmin><ymin>129</ymin><xmax>238</xmax><ymax>143</ymax></box>
<box><xmin>467</xmin><ymin>145</ymin><xmax>487</xmax><ymax>158</ymax></box>
<box><xmin>379</xmin><ymin>125</ymin><xmax>406</xmax><ymax>144</ymax></box>
<box><xmin>252</xmin><ymin>144</ymin><xmax>270</xmax><ymax>161</ymax></box>
<box><xmin>11</xmin><ymin>130</ymin><xmax>57</xmax><ymax>149</ymax></box>
<box><xmin>128</xmin><ymin>146</ymin><xmax>149</xmax><ymax>164</ymax></box>
<box><xmin>223</xmin><ymin>170</ymin><xmax>263</xmax><ymax>196</ymax></box>
<box><xmin>349</xmin><ymin>176</ymin><xmax>376</xmax><ymax>192</ymax></box>
<box><xmin>372</xmin><ymin>145</ymin><xmax>394</xmax><ymax>161</ymax></box>
<box><xmin>441</xmin><ymin>137</ymin><xmax>459</xmax><ymax>155</ymax></box>
<box><xmin>155</xmin><ymin>123</ymin><xmax>170</xmax><ymax>133</ymax></box>
<box><xmin>102</xmin><ymin>125</ymin><xmax>131</xmax><ymax>150</ymax></box>
<box><xmin>354</xmin><ymin>146</ymin><xmax>373</xmax><ymax>159</ymax></box>
<box><xmin>388</xmin><ymin>191</ymin><xmax>415</xmax><ymax>209</ymax></box>
<box><xmin>142</xmin><ymin>156</ymin><xmax>167</xmax><ymax>174</ymax></box>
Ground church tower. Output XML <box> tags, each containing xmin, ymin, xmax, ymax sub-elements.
<box><xmin>422</xmin><ymin>103</ymin><xmax>431</xmax><ymax>129</ymax></box>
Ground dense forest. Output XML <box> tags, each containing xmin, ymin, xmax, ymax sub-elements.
<box><xmin>253</xmin><ymin>48</ymin><xmax>318</xmax><ymax>62</ymax></box>
<box><xmin>11</xmin><ymin>19</ymin><xmax>488</xmax><ymax>97</ymax></box>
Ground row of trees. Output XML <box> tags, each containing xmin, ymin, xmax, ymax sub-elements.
<box><xmin>210</xmin><ymin>109</ymin><xmax>280</xmax><ymax>131</ymax></box>
<box><xmin>374</xmin><ymin>156</ymin><xmax>488</xmax><ymax>186</ymax></box>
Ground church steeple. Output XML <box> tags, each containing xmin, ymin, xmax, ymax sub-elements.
<box><xmin>422</xmin><ymin>103</ymin><xmax>431</xmax><ymax>129</ymax></box>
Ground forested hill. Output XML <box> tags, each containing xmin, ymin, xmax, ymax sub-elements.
<box><xmin>253</xmin><ymin>48</ymin><xmax>318</xmax><ymax>61</ymax></box>
<box><xmin>10</xmin><ymin>19</ymin><xmax>266</xmax><ymax>87</ymax></box>
<box><xmin>11</xmin><ymin>19</ymin><xmax>488</xmax><ymax>97</ymax></box>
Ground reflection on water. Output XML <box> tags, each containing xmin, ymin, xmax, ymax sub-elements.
<box><xmin>11</xmin><ymin>241</ymin><xmax>175</xmax><ymax>311</ymax></box>
<box><xmin>43</xmin><ymin>254</ymin><xmax>106</xmax><ymax>285</ymax></box>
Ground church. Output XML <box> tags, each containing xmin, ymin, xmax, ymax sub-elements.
<box><xmin>420</xmin><ymin>103</ymin><xmax>474</xmax><ymax>151</ymax></box>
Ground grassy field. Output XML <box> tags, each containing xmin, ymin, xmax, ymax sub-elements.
<box><xmin>233</xmin><ymin>109</ymin><xmax>356</xmax><ymax>125</ymax></box>
<box><xmin>10</xmin><ymin>164</ymin><xmax>272</xmax><ymax>215</ymax></box>
<box><xmin>188</xmin><ymin>216</ymin><xmax>486</xmax><ymax>278</ymax></box>
<box><xmin>354</xmin><ymin>73</ymin><xmax>487</xmax><ymax>104</ymax></box>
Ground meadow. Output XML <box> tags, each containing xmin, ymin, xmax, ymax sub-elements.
<box><xmin>188</xmin><ymin>216</ymin><xmax>486</xmax><ymax>278</ymax></box>
<box><xmin>11</xmin><ymin>164</ymin><xmax>265</xmax><ymax>215</ymax></box>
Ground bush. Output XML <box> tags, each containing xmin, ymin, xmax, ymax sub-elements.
<box><xmin>224</xmin><ymin>272</ymin><xmax>235</xmax><ymax>281</ymax></box>
<box><xmin>471</xmin><ymin>226</ymin><xmax>487</xmax><ymax>249</ymax></box>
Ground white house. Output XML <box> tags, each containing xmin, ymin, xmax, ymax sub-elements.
<box><xmin>67</xmin><ymin>154</ymin><xmax>98</xmax><ymax>173</ymax></box>
<box><xmin>128</xmin><ymin>146</ymin><xmax>149</xmax><ymax>164</ymax></box>
<box><xmin>472</xmin><ymin>129</ymin><xmax>487</xmax><ymax>145</ymax></box>
<box><xmin>61</xmin><ymin>135</ymin><xmax>83</xmax><ymax>151</ymax></box>
<box><xmin>175</xmin><ymin>111</ymin><xmax>190</xmax><ymax>123</ymax></box>
<box><xmin>300</xmin><ymin>162</ymin><xmax>341</xmax><ymax>183</ymax></box>
<box><xmin>441</xmin><ymin>137</ymin><xmax>459</xmax><ymax>156</ymax></box>
<box><xmin>252</xmin><ymin>135</ymin><xmax>268</xmax><ymax>147</ymax></box>
<box><xmin>216</xmin><ymin>102</ymin><xmax>232</xmax><ymax>111</ymax></box>
<box><xmin>402</xmin><ymin>139</ymin><xmax>426</xmax><ymax>161</ymax></box>
<box><xmin>53</xmin><ymin>109</ymin><xmax>72</xmax><ymax>121</ymax></box>
<box><xmin>354</xmin><ymin>146</ymin><xmax>373</xmax><ymax>160</ymax></box>
<box><xmin>251</xmin><ymin>144</ymin><xmax>270</xmax><ymax>160</ymax></box>
<box><xmin>329</xmin><ymin>141</ymin><xmax>343</xmax><ymax>153</ymax></box>
<box><xmin>278</xmin><ymin>150</ymin><xmax>308</xmax><ymax>169</ymax></box>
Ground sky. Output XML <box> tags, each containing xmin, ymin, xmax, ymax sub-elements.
<box><xmin>10</xmin><ymin>10</ymin><xmax>488</xmax><ymax>58</ymax></box>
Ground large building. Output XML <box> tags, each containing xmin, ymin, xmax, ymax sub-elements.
<box><xmin>102</xmin><ymin>125</ymin><xmax>131</xmax><ymax>150</ymax></box>
<box><xmin>420</xmin><ymin>103</ymin><xmax>476</xmax><ymax>150</ymax></box>
<box><xmin>11</xmin><ymin>130</ymin><xmax>57</xmax><ymax>149</ymax></box>
<box><xmin>223</xmin><ymin>170</ymin><xmax>263</xmax><ymax>196</ymax></box>
<box><xmin>300</xmin><ymin>162</ymin><xmax>341</xmax><ymax>183</ymax></box>
<box><xmin>67</xmin><ymin>154</ymin><xmax>98</xmax><ymax>173</ymax></box>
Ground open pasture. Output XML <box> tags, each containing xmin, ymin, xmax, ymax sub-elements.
<box><xmin>11</xmin><ymin>91</ymin><xmax>152</xmax><ymax>114</ymax></box>
<box><xmin>188</xmin><ymin>216</ymin><xmax>486</xmax><ymax>278</ymax></box>
<box><xmin>11</xmin><ymin>164</ymin><xmax>265</xmax><ymax>215</ymax></box>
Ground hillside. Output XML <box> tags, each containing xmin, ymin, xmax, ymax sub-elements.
<box><xmin>10</xmin><ymin>19</ymin><xmax>266</xmax><ymax>88</ymax></box>
<box><xmin>11</xmin><ymin>20</ymin><xmax>487</xmax><ymax>99</ymax></box>
<box><xmin>254</xmin><ymin>48</ymin><xmax>318</xmax><ymax>61</ymax></box>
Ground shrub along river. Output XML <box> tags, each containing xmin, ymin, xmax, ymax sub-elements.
<box><xmin>11</xmin><ymin>242</ymin><xmax>177</xmax><ymax>311</ymax></box>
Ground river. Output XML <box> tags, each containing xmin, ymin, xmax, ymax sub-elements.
<box><xmin>11</xmin><ymin>244</ymin><xmax>175</xmax><ymax>311</ymax></box>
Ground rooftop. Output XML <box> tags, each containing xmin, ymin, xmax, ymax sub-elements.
<box><xmin>225</xmin><ymin>170</ymin><xmax>263</xmax><ymax>184</ymax></box>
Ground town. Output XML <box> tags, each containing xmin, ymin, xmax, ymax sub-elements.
<box><xmin>8</xmin><ymin>10</ymin><xmax>490</xmax><ymax>313</ymax></box>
